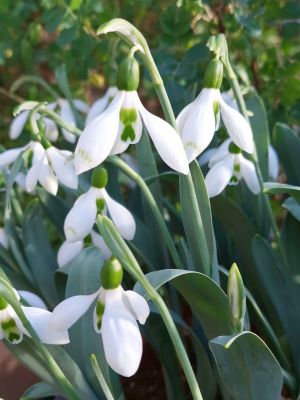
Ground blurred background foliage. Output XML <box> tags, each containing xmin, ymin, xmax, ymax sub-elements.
<box><xmin>0</xmin><ymin>0</ymin><xmax>300</xmax><ymax>139</ymax></box>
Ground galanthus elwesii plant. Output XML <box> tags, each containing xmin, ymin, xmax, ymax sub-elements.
<box><xmin>75</xmin><ymin>54</ymin><xmax>189</xmax><ymax>175</ymax></box>
<box><xmin>204</xmin><ymin>139</ymin><xmax>260</xmax><ymax>198</ymax></box>
<box><xmin>50</xmin><ymin>257</ymin><xmax>150</xmax><ymax>377</ymax></box>
<box><xmin>1</xmin><ymin>16</ymin><xmax>300</xmax><ymax>400</ymax></box>
<box><xmin>64</xmin><ymin>167</ymin><xmax>136</xmax><ymax>242</ymax></box>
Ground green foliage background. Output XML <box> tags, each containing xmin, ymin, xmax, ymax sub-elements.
<box><xmin>1</xmin><ymin>0</ymin><xmax>299</xmax><ymax>137</ymax></box>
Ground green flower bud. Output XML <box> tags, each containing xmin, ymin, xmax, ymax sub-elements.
<box><xmin>227</xmin><ymin>263</ymin><xmax>246</xmax><ymax>334</ymax></box>
<box><xmin>203</xmin><ymin>58</ymin><xmax>223</xmax><ymax>89</ymax></box>
<box><xmin>117</xmin><ymin>56</ymin><xmax>140</xmax><ymax>91</ymax></box>
<box><xmin>228</xmin><ymin>142</ymin><xmax>241</xmax><ymax>154</ymax></box>
<box><xmin>101</xmin><ymin>257</ymin><xmax>123</xmax><ymax>289</ymax></box>
<box><xmin>0</xmin><ymin>296</ymin><xmax>8</xmax><ymax>311</ymax></box>
<box><xmin>92</xmin><ymin>167</ymin><xmax>108</xmax><ymax>188</ymax></box>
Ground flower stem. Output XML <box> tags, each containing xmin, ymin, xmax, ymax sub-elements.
<box><xmin>223</xmin><ymin>62</ymin><xmax>287</xmax><ymax>261</ymax></box>
<box><xmin>108</xmin><ymin>155</ymin><xmax>183</xmax><ymax>269</ymax></box>
<box><xmin>10</xmin><ymin>75</ymin><xmax>60</xmax><ymax>100</ymax></box>
<box><xmin>97</xmin><ymin>215</ymin><xmax>203</xmax><ymax>400</ymax></box>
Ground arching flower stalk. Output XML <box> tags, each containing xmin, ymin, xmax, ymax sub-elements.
<box><xmin>64</xmin><ymin>167</ymin><xmax>135</xmax><ymax>243</ymax></box>
<box><xmin>74</xmin><ymin>55</ymin><xmax>189</xmax><ymax>175</ymax></box>
<box><xmin>50</xmin><ymin>257</ymin><xmax>150</xmax><ymax>377</ymax></box>
<box><xmin>205</xmin><ymin>139</ymin><xmax>260</xmax><ymax>198</ymax></box>
<box><xmin>10</xmin><ymin>99</ymin><xmax>88</xmax><ymax>143</ymax></box>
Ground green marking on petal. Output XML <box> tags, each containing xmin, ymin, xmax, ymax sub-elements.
<box><xmin>121</xmin><ymin>124</ymin><xmax>135</xmax><ymax>142</ymax></box>
<box><xmin>229</xmin><ymin>142</ymin><xmax>241</xmax><ymax>154</ymax></box>
<box><xmin>96</xmin><ymin>198</ymin><xmax>106</xmax><ymax>213</ymax></box>
<box><xmin>95</xmin><ymin>300</ymin><xmax>105</xmax><ymax>331</ymax></box>
<box><xmin>0</xmin><ymin>297</ymin><xmax>8</xmax><ymax>311</ymax></box>
<box><xmin>1</xmin><ymin>317</ymin><xmax>21</xmax><ymax>344</ymax></box>
<box><xmin>119</xmin><ymin>108</ymin><xmax>137</xmax><ymax>124</ymax></box>
<box><xmin>77</xmin><ymin>148</ymin><xmax>94</xmax><ymax>165</ymax></box>
<box><xmin>234</xmin><ymin>163</ymin><xmax>240</xmax><ymax>173</ymax></box>
<box><xmin>230</xmin><ymin>176</ymin><xmax>239</xmax><ymax>184</ymax></box>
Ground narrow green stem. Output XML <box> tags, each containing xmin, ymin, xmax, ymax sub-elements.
<box><xmin>90</xmin><ymin>354</ymin><xmax>115</xmax><ymax>400</ymax></box>
<box><xmin>223</xmin><ymin>62</ymin><xmax>287</xmax><ymax>261</ymax></box>
<box><xmin>97</xmin><ymin>215</ymin><xmax>203</xmax><ymax>400</ymax></box>
<box><xmin>10</xmin><ymin>75</ymin><xmax>60</xmax><ymax>100</ymax></box>
<box><xmin>108</xmin><ymin>155</ymin><xmax>183</xmax><ymax>269</ymax></box>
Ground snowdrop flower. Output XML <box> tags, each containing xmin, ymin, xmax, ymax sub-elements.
<box><xmin>0</xmin><ymin>292</ymin><xmax>69</xmax><ymax>344</ymax></box>
<box><xmin>177</xmin><ymin>59</ymin><xmax>254</xmax><ymax>163</ymax></box>
<box><xmin>57</xmin><ymin>230</ymin><xmax>111</xmax><ymax>268</ymax></box>
<box><xmin>205</xmin><ymin>139</ymin><xmax>260</xmax><ymax>198</ymax></box>
<box><xmin>50</xmin><ymin>257</ymin><xmax>150</xmax><ymax>376</ymax></box>
<box><xmin>26</xmin><ymin>141</ymin><xmax>78</xmax><ymax>195</ymax></box>
<box><xmin>86</xmin><ymin>87</ymin><xmax>118</xmax><ymax>125</ymax></box>
<box><xmin>10</xmin><ymin>99</ymin><xmax>88</xmax><ymax>143</ymax></box>
<box><xmin>75</xmin><ymin>56</ymin><xmax>189</xmax><ymax>175</ymax></box>
<box><xmin>0</xmin><ymin>144</ymin><xmax>29</xmax><ymax>171</ymax></box>
<box><xmin>64</xmin><ymin>167</ymin><xmax>135</xmax><ymax>242</ymax></box>
<box><xmin>0</xmin><ymin>227</ymin><xmax>8</xmax><ymax>249</ymax></box>
<box><xmin>268</xmin><ymin>145</ymin><xmax>279</xmax><ymax>181</ymax></box>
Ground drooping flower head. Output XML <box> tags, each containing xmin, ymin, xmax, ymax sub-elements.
<box><xmin>0</xmin><ymin>292</ymin><xmax>69</xmax><ymax>345</ymax></box>
<box><xmin>204</xmin><ymin>139</ymin><xmax>260</xmax><ymax>198</ymax></box>
<box><xmin>50</xmin><ymin>257</ymin><xmax>150</xmax><ymax>377</ymax></box>
<box><xmin>9</xmin><ymin>99</ymin><xmax>88</xmax><ymax>143</ymax></box>
<box><xmin>177</xmin><ymin>58</ymin><xmax>254</xmax><ymax>163</ymax></box>
<box><xmin>74</xmin><ymin>55</ymin><xmax>189</xmax><ymax>175</ymax></box>
<box><xmin>64</xmin><ymin>166</ymin><xmax>136</xmax><ymax>243</ymax></box>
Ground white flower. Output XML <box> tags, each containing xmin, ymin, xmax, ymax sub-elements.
<box><xmin>57</xmin><ymin>230</ymin><xmax>111</xmax><ymax>268</ymax></box>
<box><xmin>204</xmin><ymin>139</ymin><xmax>260</xmax><ymax>198</ymax></box>
<box><xmin>177</xmin><ymin>88</ymin><xmax>254</xmax><ymax>163</ymax></box>
<box><xmin>0</xmin><ymin>144</ymin><xmax>28</xmax><ymax>171</ymax></box>
<box><xmin>268</xmin><ymin>145</ymin><xmax>279</xmax><ymax>181</ymax></box>
<box><xmin>9</xmin><ymin>99</ymin><xmax>88</xmax><ymax>143</ymax></box>
<box><xmin>26</xmin><ymin>142</ymin><xmax>78</xmax><ymax>195</ymax></box>
<box><xmin>0</xmin><ymin>293</ymin><xmax>69</xmax><ymax>345</ymax></box>
<box><xmin>64</xmin><ymin>185</ymin><xmax>135</xmax><ymax>242</ymax></box>
<box><xmin>0</xmin><ymin>227</ymin><xmax>8</xmax><ymax>249</ymax></box>
<box><xmin>86</xmin><ymin>87</ymin><xmax>118</xmax><ymax>125</ymax></box>
<box><xmin>50</xmin><ymin>285</ymin><xmax>149</xmax><ymax>377</ymax></box>
<box><xmin>74</xmin><ymin>90</ymin><xmax>189</xmax><ymax>175</ymax></box>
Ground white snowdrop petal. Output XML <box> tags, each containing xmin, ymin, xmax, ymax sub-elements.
<box><xmin>0</xmin><ymin>227</ymin><xmax>8</xmax><ymax>249</ymax></box>
<box><xmin>38</xmin><ymin>157</ymin><xmax>58</xmax><ymax>195</ymax></box>
<box><xmin>91</xmin><ymin>230</ymin><xmax>112</xmax><ymax>259</ymax></box>
<box><xmin>46</xmin><ymin>147</ymin><xmax>78</xmax><ymax>189</ymax></box>
<box><xmin>9</xmin><ymin>111</ymin><xmax>29</xmax><ymax>140</ymax></box>
<box><xmin>219</xmin><ymin>95</ymin><xmax>254</xmax><ymax>154</ymax></box>
<box><xmin>208</xmin><ymin>139</ymin><xmax>231</xmax><ymax>167</ymax></box>
<box><xmin>75</xmin><ymin>91</ymin><xmax>125</xmax><ymax>174</ymax></box>
<box><xmin>268</xmin><ymin>145</ymin><xmax>279</xmax><ymax>181</ymax></box>
<box><xmin>0</xmin><ymin>147</ymin><xmax>25</xmax><ymax>170</ymax></box>
<box><xmin>74</xmin><ymin>99</ymin><xmax>89</xmax><ymax>114</ymax></box>
<box><xmin>122</xmin><ymin>290</ymin><xmax>150</xmax><ymax>324</ymax></box>
<box><xmin>101</xmin><ymin>288</ymin><xmax>143</xmax><ymax>377</ymax></box>
<box><xmin>44</xmin><ymin>118</ymin><xmax>59</xmax><ymax>142</ymax></box>
<box><xmin>198</xmin><ymin>147</ymin><xmax>218</xmax><ymax>166</ymax></box>
<box><xmin>64</xmin><ymin>188</ymin><xmax>97</xmax><ymax>242</ymax></box>
<box><xmin>59</xmin><ymin>100</ymin><xmax>77</xmax><ymax>143</ymax></box>
<box><xmin>104</xmin><ymin>191</ymin><xmax>136</xmax><ymax>240</ymax></box>
<box><xmin>239</xmin><ymin>156</ymin><xmax>260</xmax><ymax>195</ymax></box>
<box><xmin>180</xmin><ymin>89</ymin><xmax>217</xmax><ymax>162</ymax></box>
<box><xmin>50</xmin><ymin>290</ymin><xmax>100</xmax><ymax>331</ymax></box>
<box><xmin>135</xmin><ymin>93</ymin><xmax>189</xmax><ymax>174</ymax></box>
<box><xmin>22</xmin><ymin>306</ymin><xmax>70</xmax><ymax>345</ymax></box>
<box><xmin>57</xmin><ymin>240</ymin><xmax>83</xmax><ymax>268</ymax></box>
<box><xmin>205</xmin><ymin>158</ymin><xmax>234</xmax><ymax>198</ymax></box>
<box><xmin>18</xmin><ymin>291</ymin><xmax>47</xmax><ymax>309</ymax></box>
<box><xmin>26</xmin><ymin>160</ymin><xmax>42</xmax><ymax>193</ymax></box>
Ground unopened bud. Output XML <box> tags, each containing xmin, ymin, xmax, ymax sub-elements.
<box><xmin>227</xmin><ymin>263</ymin><xmax>246</xmax><ymax>334</ymax></box>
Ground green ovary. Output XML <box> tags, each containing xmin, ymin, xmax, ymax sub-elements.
<box><xmin>119</xmin><ymin>108</ymin><xmax>137</xmax><ymax>142</ymax></box>
<box><xmin>95</xmin><ymin>300</ymin><xmax>105</xmax><ymax>330</ymax></box>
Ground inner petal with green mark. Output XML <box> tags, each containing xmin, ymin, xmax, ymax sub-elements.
<box><xmin>119</xmin><ymin>108</ymin><xmax>138</xmax><ymax>142</ymax></box>
<box><xmin>1</xmin><ymin>316</ymin><xmax>21</xmax><ymax>343</ymax></box>
<box><xmin>96</xmin><ymin>197</ymin><xmax>106</xmax><ymax>213</ymax></box>
<box><xmin>94</xmin><ymin>299</ymin><xmax>105</xmax><ymax>332</ymax></box>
